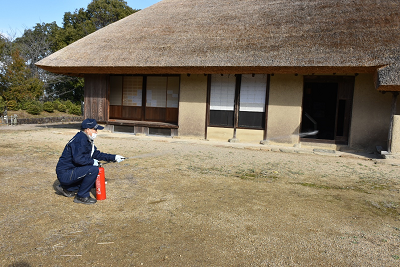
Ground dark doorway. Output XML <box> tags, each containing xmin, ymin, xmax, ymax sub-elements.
<box><xmin>301</xmin><ymin>76</ymin><xmax>355</xmax><ymax>144</ymax></box>
<box><xmin>302</xmin><ymin>82</ymin><xmax>338</xmax><ymax>140</ymax></box>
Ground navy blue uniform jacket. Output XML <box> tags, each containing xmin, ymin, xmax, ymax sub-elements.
<box><xmin>56</xmin><ymin>131</ymin><xmax>115</xmax><ymax>174</ymax></box>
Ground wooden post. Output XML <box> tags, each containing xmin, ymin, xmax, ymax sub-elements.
<box><xmin>231</xmin><ymin>75</ymin><xmax>241</xmax><ymax>141</ymax></box>
<box><xmin>263</xmin><ymin>74</ymin><xmax>271</xmax><ymax>141</ymax></box>
<box><xmin>141</xmin><ymin>76</ymin><xmax>147</xmax><ymax>121</ymax></box>
<box><xmin>388</xmin><ymin>91</ymin><xmax>399</xmax><ymax>154</ymax></box>
<box><xmin>205</xmin><ymin>75</ymin><xmax>211</xmax><ymax>140</ymax></box>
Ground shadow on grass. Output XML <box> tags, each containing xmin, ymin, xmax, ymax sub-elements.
<box><xmin>8</xmin><ymin>261</ymin><xmax>31</xmax><ymax>267</ymax></box>
<box><xmin>37</xmin><ymin>123</ymin><xmax>81</xmax><ymax>130</ymax></box>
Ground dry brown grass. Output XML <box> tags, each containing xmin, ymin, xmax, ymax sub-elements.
<box><xmin>1</xmin><ymin>123</ymin><xmax>400</xmax><ymax>266</ymax></box>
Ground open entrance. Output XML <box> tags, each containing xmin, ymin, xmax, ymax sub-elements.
<box><xmin>301</xmin><ymin>76</ymin><xmax>355</xmax><ymax>144</ymax></box>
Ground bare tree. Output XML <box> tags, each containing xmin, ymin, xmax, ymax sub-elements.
<box><xmin>14</xmin><ymin>23</ymin><xmax>81</xmax><ymax>100</ymax></box>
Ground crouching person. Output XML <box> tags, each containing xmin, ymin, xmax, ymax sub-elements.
<box><xmin>55</xmin><ymin>118</ymin><xmax>125</xmax><ymax>204</ymax></box>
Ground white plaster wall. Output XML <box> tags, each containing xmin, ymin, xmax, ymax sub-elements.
<box><xmin>350</xmin><ymin>74</ymin><xmax>400</xmax><ymax>151</ymax></box>
<box><xmin>267</xmin><ymin>75</ymin><xmax>303</xmax><ymax>144</ymax></box>
<box><xmin>207</xmin><ymin>127</ymin><xmax>234</xmax><ymax>142</ymax></box>
<box><xmin>391</xmin><ymin>115</ymin><xmax>400</xmax><ymax>153</ymax></box>
<box><xmin>178</xmin><ymin>74</ymin><xmax>208</xmax><ymax>138</ymax></box>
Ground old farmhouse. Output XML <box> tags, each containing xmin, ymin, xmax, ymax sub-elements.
<box><xmin>36</xmin><ymin>0</ymin><xmax>400</xmax><ymax>153</ymax></box>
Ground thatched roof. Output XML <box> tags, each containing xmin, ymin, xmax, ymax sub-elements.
<box><xmin>375</xmin><ymin>62</ymin><xmax>400</xmax><ymax>91</ymax></box>
<box><xmin>36</xmin><ymin>0</ymin><xmax>400</xmax><ymax>89</ymax></box>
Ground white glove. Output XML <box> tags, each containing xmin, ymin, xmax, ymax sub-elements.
<box><xmin>115</xmin><ymin>155</ymin><xmax>125</xmax><ymax>163</ymax></box>
<box><xmin>93</xmin><ymin>159</ymin><xmax>99</xmax><ymax>166</ymax></box>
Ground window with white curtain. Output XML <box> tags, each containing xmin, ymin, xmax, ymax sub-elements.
<box><xmin>123</xmin><ymin>76</ymin><xmax>143</xmax><ymax>106</ymax></box>
<box><xmin>108</xmin><ymin>75</ymin><xmax>180</xmax><ymax>123</ymax></box>
<box><xmin>146</xmin><ymin>76</ymin><xmax>180</xmax><ymax>108</ymax></box>
<box><xmin>210</xmin><ymin>75</ymin><xmax>236</xmax><ymax>111</ymax></box>
<box><xmin>167</xmin><ymin>77</ymin><xmax>179</xmax><ymax>108</ymax></box>
<box><xmin>209</xmin><ymin>74</ymin><xmax>267</xmax><ymax>129</ymax></box>
<box><xmin>239</xmin><ymin>74</ymin><xmax>267</xmax><ymax>112</ymax></box>
<box><xmin>146</xmin><ymin>77</ymin><xmax>167</xmax><ymax>107</ymax></box>
<box><xmin>209</xmin><ymin>75</ymin><xmax>236</xmax><ymax>127</ymax></box>
<box><xmin>238</xmin><ymin>74</ymin><xmax>267</xmax><ymax>128</ymax></box>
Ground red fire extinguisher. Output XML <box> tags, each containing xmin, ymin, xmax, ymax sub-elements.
<box><xmin>96</xmin><ymin>166</ymin><xmax>106</xmax><ymax>200</ymax></box>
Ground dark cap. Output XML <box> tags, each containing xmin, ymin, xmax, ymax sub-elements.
<box><xmin>81</xmin><ymin>118</ymin><xmax>104</xmax><ymax>130</ymax></box>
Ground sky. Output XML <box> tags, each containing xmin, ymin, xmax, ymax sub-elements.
<box><xmin>0</xmin><ymin>0</ymin><xmax>161</xmax><ymax>39</ymax></box>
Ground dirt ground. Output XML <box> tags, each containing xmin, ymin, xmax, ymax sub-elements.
<box><xmin>1</xmin><ymin>123</ymin><xmax>400</xmax><ymax>266</ymax></box>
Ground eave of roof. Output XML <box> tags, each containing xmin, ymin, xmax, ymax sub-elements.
<box><xmin>38</xmin><ymin>65</ymin><xmax>378</xmax><ymax>77</ymax></box>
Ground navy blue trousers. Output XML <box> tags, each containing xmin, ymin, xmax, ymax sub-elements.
<box><xmin>57</xmin><ymin>166</ymin><xmax>99</xmax><ymax>198</ymax></box>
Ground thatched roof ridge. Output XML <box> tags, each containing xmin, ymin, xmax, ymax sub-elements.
<box><xmin>36</xmin><ymin>0</ymin><xmax>400</xmax><ymax>87</ymax></box>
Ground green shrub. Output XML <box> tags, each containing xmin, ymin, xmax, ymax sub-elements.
<box><xmin>63</xmin><ymin>100</ymin><xmax>74</xmax><ymax>110</ymax></box>
<box><xmin>68</xmin><ymin>104</ymin><xmax>82</xmax><ymax>116</ymax></box>
<box><xmin>57</xmin><ymin>103</ymin><xmax>67</xmax><ymax>112</ymax></box>
<box><xmin>27</xmin><ymin>103</ymin><xmax>42</xmax><ymax>115</ymax></box>
<box><xmin>43</xmin><ymin>101</ymin><xmax>54</xmax><ymax>113</ymax></box>
<box><xmin>7</xmin><ymin>100</ymin><xmax>18</xmax><ymax>111</ymax></box>
<box><xmin>0</xmin><ymin>96</ymin><xmax>5</xmax><ymax>112</ymax></box>
<box><xmin>20</xmin><ymin>101</ymin><xmax>33</xmax><ymax>110</ymax></box>
<box><xmin>53</xmin><ymin>99</ymin><xmax>61</xmax><ymax>111</ymax></box>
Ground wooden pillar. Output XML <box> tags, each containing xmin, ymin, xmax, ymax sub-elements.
<box><xmin>263</xmin><ymin>74</ymin><xmax>271</xmax><ymax>141</ymax></box>
<box><xmin>388</xmin><ymin>91</ymin><xmax>399</xmax><ymax>153</ymax></box>
<box><xmin>141</xmin><ymin>76</ymin><xmax>147</xmax><ymax>121</ymax></box>
<box><xmin>205</xmin><ymin>75</ymin><xmax>211</xmax><ymax>140</ymax></box>
<box><xmin>230</xmin><ymin>74</ymin><xmax>241</xmax><ymax>142</ymax></box>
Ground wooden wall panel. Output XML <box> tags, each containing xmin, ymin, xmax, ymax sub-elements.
<box><xmin>122</xmin><ymin>106</ymin><xmax>142</xmax><ymax>120</ymax></box>
<box><xmin>110</xmin><ymin>105</ymin><xmax>122</xmax><ymax>119</ymax></box>
<box><xmin>145</xmin><ymin>107</ymin><xmax>165</xmax><ymax>121</ymax></box>
<box><xmin>166</xmin><ymin>108</ymin><xmax>178</xmax><ymax>123</ymax></box>
<box><xmin>84</xmin><ymin>74</ymin><xmax>109</xmax><ymax>122</ymax></box>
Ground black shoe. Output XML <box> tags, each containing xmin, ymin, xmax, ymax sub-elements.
<box><xmin>73</xmin><ymin>196</ymin><xmax>97</xmax><ymax>205</ymax></box>
<box><xmin>56</xmin><ymin>185</ymin><xmax>75</xmax><ymax>197</ymax></box>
